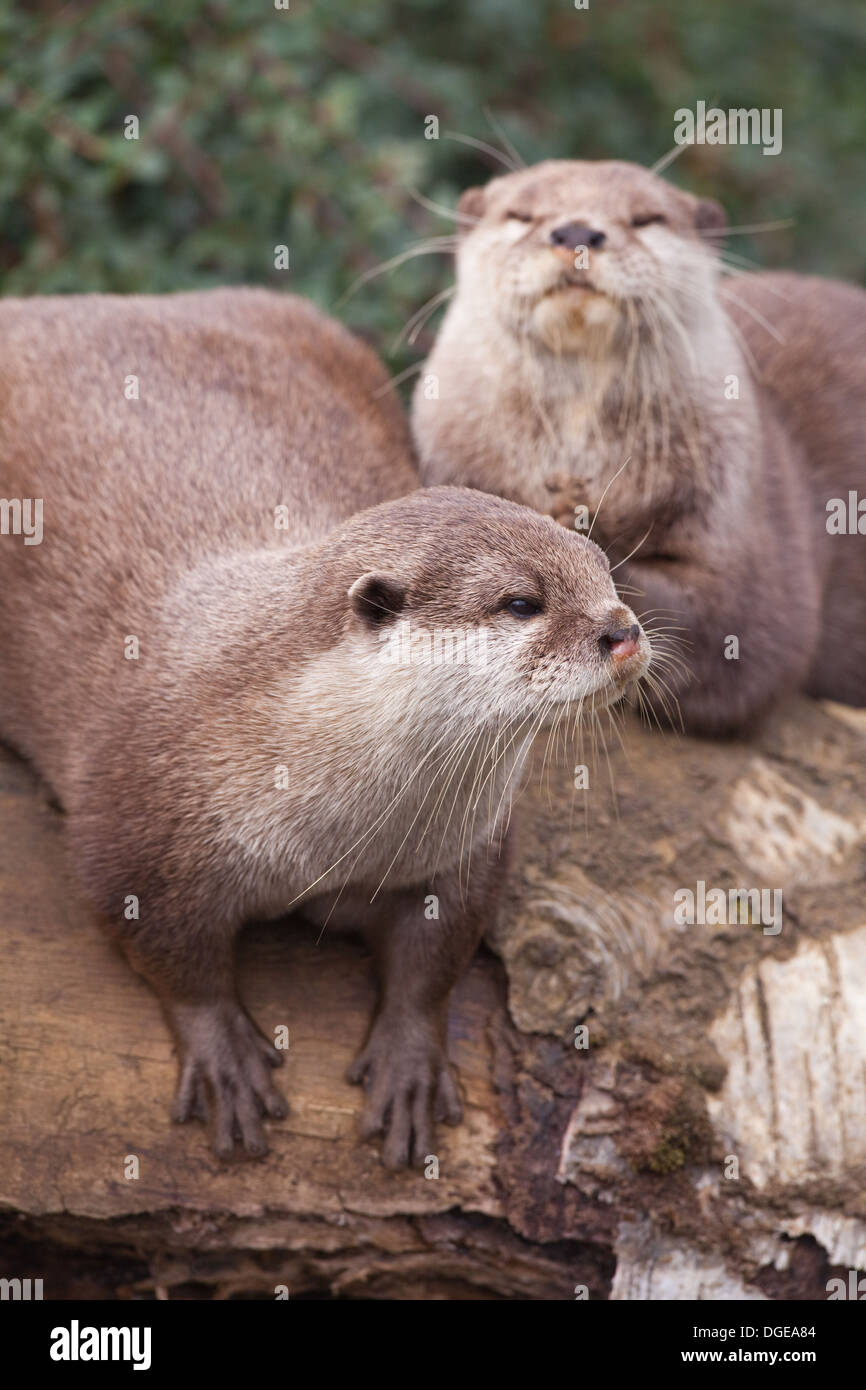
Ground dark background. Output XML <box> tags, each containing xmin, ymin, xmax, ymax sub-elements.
<box><xmin>2</xmin><ymin>0</ymin><xmax>864</xmax><ymax>375</ymax></box>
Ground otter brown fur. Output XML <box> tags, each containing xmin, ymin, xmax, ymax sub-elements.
<box><xmin>0</xmin><ymin>287</ymin><xmax>649</xmax><ymax>1167</ymax></box>
<box><xmin>412</xmin><ymin>159</ymin><xmax>866</xmax><ymax>734</ymax></box>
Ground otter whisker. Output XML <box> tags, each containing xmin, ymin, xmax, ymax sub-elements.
<box><xmin>637</xmin><ymin>622</ymin><xmax>692</xmax><ymax>641</ymax></box>
<box><xmin>633</xmin><ymin>677</ymin><xmax>665</xmax><ymax>735</ymax></box>
<box><xmin>342</xmin><ymin>236</ymin><xmax>460</xmax><ymax>304</ymax></box>
<box><xmin>443</xmin><ymin>129</ymin><xmax>521</xmax><ymax>173</ymax></box>
<box><xmin>650</xmin><ymin>141</ymin><xmax>689</xmax><ymax>176</ymax></box>
<box><xmin>699</xmin><ymin>218</ymin><xmax>794</xmax><ymax>238</ymax></box>
<box><xmin>310</xmin><ymin>724</ymin><xmax>470</xmax><ymax>941</ymax></box>
<box><xmin>469</xmin><ymin>710</ymin><xmax>530</xmax><ymax>874</ymax></box>
<box><xmin>646</xmin><ymin>628</ymin><xmax>693</xmax><ymax>663</ymax></box>
<box><xmin>537</xmin><ymin>691</ymin><xmax>569</xmax><ymax>806</ymax></box>
<box><xmin>496</xmin><ymin>698</ymin><xmax>556</xmax><ymax>845</ymax></box>
<box><xmin>634</xmin><ymin>660</ymin><xmax>686</xmax><ymax>735</ymax></box>
<box><xmin>370</xmin><ymin>722</ymin><xmax>488</xmax><ymax>903</ymax></box>
<box><xmin>466</xmin><ymin>700</ymin><xmax>541</xmax><ymax>852</ymax></box>
<box><xmin>370</xmin><ymin>361</ymin><xmax>424</xmax><ymax>400</ymax></box>
<box><xmin>640</xmin><ymin>629</ymin><xmax>692</xmax><ymax>650</ymax></box>
<box><xmin>654</xmin><ymin>289</ymin><xmax>714</xmax><ymax>477</ymax></box>
<box><xmin>458</xmin><ymin>722</ymin><xmax>512</xmax><ymax>897</ymax></box>
<box><xmin>426</xmin><ymin>722</ymin><xmax>491</xmax><ymax>884</ymax></box>
<box><xmin>636</xmin><ymin>605</ymin><xmax>691</xmax><ymax>621</ymax></box>
<box><xmin>392</xmin><ymin>286</ymin><xmax>455</xmax><ymax>351</ymax></box>
<box><xmin>641</xmin><ymin>303</ymin><xmax>670</xmax><ymax>473</ymax></box>
<box><xmin>482</xmin><ymin>106</ymin><xmax>527</xmax><ymax>170</ymax></box>
<box><xmin>717</xmin><ymin>286</ymin><xmax>786</xmax><ymax>345</ymax></box>
<box><xmin>551</xmin><ymin>701</ymin><xmax>571</xmax><ymax>790</ymax></box>
<box><xmin>716</xmin><ymin>252</ymin><xmax>788</xmax><ymax>285</ymax></box>
<box><xmin>592</xmin><ymin>703</ymin><xmax>620</xmax><ymax>818</ymax></box>
<box><xmin>316</xmin><ymin>719</ymin><xmax>478</xmax><ymax>936</ymax></box>
<box><xmin>643</xmin><ymin>290</ymin><xmax>706</xmax><ymax>476</ymax></box>
<box><xmin>644</xmin><ymin>647</ymin><xmax>694</xmax><ymax>689</ymax></box>
<box><xmin>484</xmin><ymin>696</ymin><xmax>553</xmax><ymax>850</ymax></box>
<box><xmin>640</xmin><ymin>619</ymin><xmax>694</xmax><ymax>671</ymax></box>
<box><xmin>287</xmin><ymin>719</ymin><xmax>464</xmax><ymax>913</ymax></box>
<box><xmin>603</xmin><ymin>699</ymin><xmax>630</xmax><ymax>764</ymax></box>
<box><xmin>418</xmin><ymin>723</ymin><xmax>482</xmax><ymax>852</ymax></box>
<box><xmin>643</xmin><ymin>667</ymin><xmax>685</xmax><ymax>733</ymax></box>
<box><xmin>668</xmin><ymin>273</ymin><xmax>765</xmax><ymax>379</ymax></box>
<box><xmin>643</xmin><ymin>650</ymin><xmax>693</xmax><ymax>686</ymax></box>
<box><xmin>458</xmin><ymin>720</ymin><xmax>511</xmax><ymax>889</ymax></box>
<box><xmin>609</xmin><ymin>522</ymin><xmax>654</xmax><ymax>572</ymax></box>
<box><xmin>521</xmin><ymin>325</ymin><xmax>561</xmax><ymax>452</ymax></box>
<box><xmin>437</xmin><ymin>718</ymin><xmax>500</xmax><ymax>882</ymax></box>
<box><xmin>556</xmin><ymin>690</ymin><xmax>592</xmax><ymax>794</ymax></box>
<box><xmin>566</xmin><ymin>690</ymin><xmax>593</xmax><ymax>838</ymax></box>
<box><xmin>408</xmin><ymin>186</ymin><xmax>481</xmax><ymax>226</ymax></box>
<box><xmin>586</xmin><ymin>455</ymin><xmax>633</xmax><ymax>543</ymax></box>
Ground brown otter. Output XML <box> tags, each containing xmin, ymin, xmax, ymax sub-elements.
<box><xmin>412</xmin><ymin>159</ymin><xmax>866</xmax><ymax>735</ymax></box>
<box><xmin>0</xmin><ymin>288</ymin><xmax>649</xmax><ymax>1168</ymax></box>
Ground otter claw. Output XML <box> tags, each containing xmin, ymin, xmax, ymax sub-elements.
<box><xmin>169</xmin><ymin>1001</ymin><xmax>288</xmax><ymax>1158</ymax></box>
<box><xmin>348</xmin><ymin>1020</ymin><xmax>461</xmax><ymax>1169</ymax></box>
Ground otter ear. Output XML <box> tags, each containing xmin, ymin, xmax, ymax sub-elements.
<box><xmin>457</xmin><ymin>185</ymin><xmax>486</xmax><ymax>231</ymax></box>
<box><xmin>693</xmin><ymin>197</ymin><xmax>727</xmax><ymax>235</ymax></box>
<box><xmin>348</xmin><ymin>572</ymin><xmax>405</xmax><ymax>627</ymax></box>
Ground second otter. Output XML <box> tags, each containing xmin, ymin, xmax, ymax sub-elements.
<box><xmin>413</xmin><ymin>159</ymin><xmax>866</xmax><ymax>734</ymax></box>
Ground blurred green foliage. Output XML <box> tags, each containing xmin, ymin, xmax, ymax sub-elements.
<box><xmin>1</xmin><ymin>0</ymin><xmax>864</xmax><ymax>375</ymax></box>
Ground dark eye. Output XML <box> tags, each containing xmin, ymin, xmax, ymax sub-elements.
<box><xmin>505</xmin><ymin>596</ymin><xmax>542</xmax><ymax>619</ymax></box>
<box><xmin>506</xmin><ymin>209</ymin><xmax>533</xmax><ymax>222</ymax></box>
<box><xmin>632</xmin><ymin>212</ymin><xmax>666</xmax><ymax>228</ymax></box>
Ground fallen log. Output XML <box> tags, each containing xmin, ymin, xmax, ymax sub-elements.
<box><xmin>1</xmin><ymin>695</ymin><xmax>865</xmax><ymax>1299</ymax></box>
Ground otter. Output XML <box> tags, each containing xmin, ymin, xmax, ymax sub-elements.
<box><xmin>412</xmin><ymin>159</ymin><xmax>866</xmax><ymax>735</ymax></box>
<box><xmin>0</xmin><ymin>288</ymin><xmax>649</xmax><ymax>1168</ymax></box>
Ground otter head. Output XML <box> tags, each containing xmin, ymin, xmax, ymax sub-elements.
<box><xmin>344</xmin><ymin>487</ymin><xmax>651</xmax><ymax>734</ymax></box>
<box><xmin>454</xmin><ymin>159</ymin><xmax>726</xmax><ymax>355</ymax></box>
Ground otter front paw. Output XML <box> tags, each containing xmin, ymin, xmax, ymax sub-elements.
<box><xmin>347</xmin><ymin>1017</ymin><xmax>462</xmax><ymax>1170</ymax></box>
<box><xmin>169</xmin><ymin>1000</ymin><xmax>288</xmax><ymax>1159</ymax></box>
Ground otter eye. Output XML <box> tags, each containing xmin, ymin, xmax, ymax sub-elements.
<box><xmin>632</xmin><ymin>212</ymin><xmax>666</xmax><ymax>228</ymax></box>
<box><xmin>505</xmin><ymin>596</ymin><xmax>543</xmax><ymax>619</ymax></box>
<box><xmin>506</xmin><ymin>209</ymin><xmax>533</xmax><ymax>223</ymax></box>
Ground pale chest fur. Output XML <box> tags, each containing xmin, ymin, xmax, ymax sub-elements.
<box><xmin>217</xmin><ymin>649</ymin><xmax>531</xmax><ymax>920</ymax></box>
<box><xmin>419</xmin><ymin>306</ymin><xmax>753</xmax><ymax>535</ymax></box>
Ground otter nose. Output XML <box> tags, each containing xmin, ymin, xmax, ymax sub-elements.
<box><xmin>550</xmin><ymin>222</ymin><xmax>606</xmax><ymax>251</ymax></box>
<box><xmin>599</xmin><ymin>623</ymin><xmax>642</xmax><ymax>662</ymax></box>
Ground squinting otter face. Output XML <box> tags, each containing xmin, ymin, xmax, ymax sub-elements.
<box><xmin>348</xmin><ymin>489</ymin><xmax>651</xmax><ymax>728</ymax></box>
<box><xmin>455</xmin><ymin>159</ymin><xmax>726</xmax><ymax>354</ymax></box>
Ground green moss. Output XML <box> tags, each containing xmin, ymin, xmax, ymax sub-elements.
<box><xmin>647</xmin><ymin>1136</ymin><xmax>687</xmax><ymax>1174</ymax></box>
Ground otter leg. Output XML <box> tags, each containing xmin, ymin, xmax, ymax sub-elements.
<box><xmin>347</xmin><ymin>855</ymin><xmax>502</xmax><ymax>1169</ymax></box>
<box><xmin>120</xmin><ymin>926</ymin><xmax>288</xmax><ymax>1159</ymax></box>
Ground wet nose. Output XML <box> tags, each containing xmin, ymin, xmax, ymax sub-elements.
<box><xmin>550</xmin><ymin>222</ymin><xmax>606</xmax><ymax>251</ymax></box>
<box><xmin>599</xmin><ymin>622</ymin><xmax>642</xmax><ymax>662</ymax></box>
